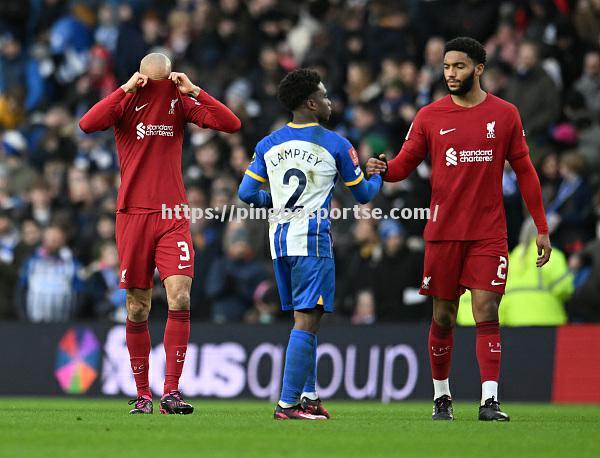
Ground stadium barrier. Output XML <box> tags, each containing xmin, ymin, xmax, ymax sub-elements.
<box><xmin>1</xmin><ymin>323</ymin><xmax>598</xmax><ymax>403</ymax></box>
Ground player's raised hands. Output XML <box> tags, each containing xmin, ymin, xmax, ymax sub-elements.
<box><xmin>121</xmin><ymin>72</ymin><xmax>148</xmax><ymax>93</ymax></box>
<box><xmin>366</xmin><ymin>154</ymin><xmax>388</xmax><ymax>178</ymax></box>
<box><xmin>169</xmin><ymin>72</ymin><xmax>201</xmax><ymax>97</ymax></box>
<box><xmin>536</xmin><ymin>233</ymin><xmax>552</xmax><ymax>267</ymax></box>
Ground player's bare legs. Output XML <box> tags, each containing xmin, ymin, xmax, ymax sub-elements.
<box><xmin>127</xmin><ymin>288</ymin><xmax>152</xmax><ymax>321</ymax></box>
<box><xmin>164</xmin><ymin>275</ymin><xmax>192</xmax><ymax>312</ymax></box>
<box><xmin>126</xmin><ymin>288</ymin><xmax>153</xmax><ymax>414</ymax></box>
<box><xmin>275</xmin><ymin>307</ymin><xmax>328</xmax><ymax>420</ymax></box>
<box><xmin>471</xmin><ymin>289</ymin><xmax>510</xmax><ymax>421</ymax></box>
<box><xmin>293</xmin><ymin>307</ymin><xmax>323</xmax><ymax>333</ymax></box>
<box><xmin>160</xmin><ymin>275</ymin><xmax>193</xmax><ymax>414</ymax></box>
<box><xmin>429</xmin><ymin>298</ymin><xmax>458</xmax><ymax>420</ymax></box>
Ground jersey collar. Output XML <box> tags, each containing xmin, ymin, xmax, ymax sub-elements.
<box><xmin>287</xmin><ymin>122</ymin><xmax>319</xmax><ymax>128</ymax></box>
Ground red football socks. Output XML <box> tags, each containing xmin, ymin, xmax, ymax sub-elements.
<box><xmin>163</xmin><ymin>310</ymin><xmax>190</xmax><ymax>394</ymax></box>
<box><xmin>126</xmin><ymin>319</ymin><xmax>152</xmax><ymax>399</ymax></box>
<box><xmin>428</xmin><ymin>319</ymin><xmax>454</xmax><ymax>380</ymax></box>
<box><xmin>476</xmin><ymin>320</ymin><xmax>501</xmax><ymax>383</ymax></box>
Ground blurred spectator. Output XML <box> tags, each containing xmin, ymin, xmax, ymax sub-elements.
<box><xmin>458</xmin><ymin>220</ymin><xmax>573</xmax><ymax>326</ymax></box>
<box><xmin>0</xmin><ymin>209</ymin><xmax>20</xmax><ymax>318</ymax></box>
<box><xmin>568</xmin><ymin>222</ymin><xmax>600</xmax><ymax>322</ymax></box>
<box><xmin>538</xmin><ymin>152</ymin><xmax>561</xmax><ymax>204</ymax></box>
<box><xmin>245</xmin><ymin>280</ymin><xmax>280</xmax><ymax>324</ymax></box>
<box><xmin>84</xmin><ymin>241</ymin><xmax>125</xmax><ymax>322</ymax></box>
<box><xmin>16</xmin><ymin>225</ymin><xmax>84</xmax><ymax>322</ymax></box>
<box><xmin>351</xmin><ymin>289</ymin><xmax>376</xmax><ymax>325</ymax></box>
<box><xmin>0</xmin><ymin>86</ymin><xmax>25</xmax><ymax>128</ymax></box>
<box><xmin>485</xmin><ymin>21</ymin><xmax>521</xmax><ymax>67</ymax></box>
<box><xmin>336</xmin><ymin>216</ymin><xmax>381</xmax><ymax>314</ymax></box>
<box><xmin>86</xmin><ymin>45</ymin><xmax>117</xmax><ymax>99</ymax></box>
<box><xmin>1</xmin><ymin>130</ymin><xmax>39</xmax><ymax>197</ymax></box>
<box><xmin>206</xmin><ymin>223</ymin><xmax>267</xmax><ymax>322</ymax></box>
<box><xmin>0</xmin><ymin>32</ymin><xmax>25</xmax><ymax>95</ymax></box>
<box><xmin>500</xmin><ymin>220</ymin><xmax>573</xmax><ymax>326</ymax></box>
<box><xmin>21</xmin><ymin>180</ymin><xmax>53</xmax><ymax>228</ymax></box>
<box><xmin>505</xmin><ymin>40</ymin><xmax>560</xmax><ymax>150</ymax></box>
<box><xmin>573</xmin><ymin>0</ymin><xmax>600</xmax><ymax>47</ymax></box>
<box><xmin>573</xmin><ymin>51</ymin><xmax>600</xmax><ymax>121</ymax></box>
<box><xmin>547</xmin><ymin>152</ymin><xmax>595</xmax><ymax>253</ymax></box>
<box><xmin>503</xmin><ymin>161</ymin><xmax>523</xmax><ymax>250</ymax></box>
<box><xmin>372</xmin><ymin>219</ymin><xmax>430</xmax><ymax>321</ymax></box>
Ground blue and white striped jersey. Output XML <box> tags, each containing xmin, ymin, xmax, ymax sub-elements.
<box><xmin>246</xmin><ymin>122</ymin><xmax>364</xmax><ymax>259</ymax></box>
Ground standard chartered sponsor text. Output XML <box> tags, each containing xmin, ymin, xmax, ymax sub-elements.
<box><xmin>459</xmin><ymin>148</ymin><xmax>493</xmax><ymax>162</ymax></box>
<box><xmin>162</xmin><ymin>203</ymin><xmax>438</xmax><ymax>223</ymax></box>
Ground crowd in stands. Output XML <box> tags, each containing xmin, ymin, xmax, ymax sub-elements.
<box><xmin>0</xmin><ymin>0</ymin><xmax>599</xmax><ymax>324</ymax></box>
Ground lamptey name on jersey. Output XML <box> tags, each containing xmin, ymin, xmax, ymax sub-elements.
<box><xmin>268</xmin><ymin>147</ymin><xmax>324</xmax><ymax>168</ymax></box>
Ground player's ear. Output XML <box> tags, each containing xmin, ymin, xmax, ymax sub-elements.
<box><xmin>305</xmin><ymin>97</ymin><xmax>317</xmax><ymax>112</ymax></box>
<box><xmin>475</xmin><ymin>63</ymin><xmax>485</xmax><ymax>77</ymax></box>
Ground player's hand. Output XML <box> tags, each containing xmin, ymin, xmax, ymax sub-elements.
<box><xmin>366</xmin><ymin>154</ymin><xmax>388</xmax><ymax>178</ymax></box>
<box><xmin>169</xmin><ymin>72</ymin><xmax>200</xmax><ymax>97</ymax></box>
<box><xmin>121</xmin><ymin>72</ymin><xmax>148</xmax><ymax>93</ymax></box>
<box><xmin>536</xmin><ymin>233</ymin><xmax>552</xmax><ymax>268</ymax></box>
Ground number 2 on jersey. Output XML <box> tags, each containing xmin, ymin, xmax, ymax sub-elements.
<box><xmin>283</xmin><ymin>168</ymin><xmax>306</xmax><ymax>209</ymax></box>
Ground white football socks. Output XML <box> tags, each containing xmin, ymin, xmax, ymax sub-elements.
<box><xmin>433</xmin><ymin>379</ymin><xmax>451</xmax><ymax>400</ymax></box>
<box><xmin>481</xmin><ymin>381</ymin><xmax>498</xmax><ymax>405</ymax></box>
<box><xmin>301</xmin><ymin>391</ymin><xmax>319</xmax><ymax>401</ymax></box>
<box><xmin>278</xmin><ymin>400</ymin><xmax>296</xmax><ymax>408</ymax></box>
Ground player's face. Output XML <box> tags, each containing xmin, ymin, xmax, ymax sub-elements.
<box><xmin>308</xmin><ymin>82</ymin><xmax>332</xmax><ymax>122</ymax></box>
<box><xmin>443</xmin><ymin>51</ymin><xmax>483</xmax><ymax>96</ymax></box>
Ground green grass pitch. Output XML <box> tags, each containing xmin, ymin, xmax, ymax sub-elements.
<box><xmin>0</xmin><ymin>399</ymin><xmax>598</xmax><ymax>458</ymax></box>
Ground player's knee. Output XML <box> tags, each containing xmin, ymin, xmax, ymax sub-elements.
<box><xmin>433</xmin><ymin>308</ymin><xmax>456</xmax><ymax>328</ymax></box>
<box><xmin>169</xmin><ymin>289</ymin><xmax>191</xmax><ymax>311</ymax></box>
<box><xmin>293</xmin><ymin>310</ymin><xmax>321</xmax><ymax>333</ymax></box>
<box><xmin>127</xmin><ymin>300</ymin><xmax>150</xmax><ymax>321</ymax></box>
<box><xmin>474</xmin><ymin>301</ymin><xmax>499</xmax><ymax>322</ymax></box>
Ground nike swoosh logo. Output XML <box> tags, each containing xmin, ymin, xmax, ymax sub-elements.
<box><xmin>433</xmin><ymin>351</ymin><xmax>449</xmax><ymax>357</ymax></box>
<box><xmin>135</xmin><ymin>103</ymin><xmax>149</xmax><ymax>112</ymax></box>
<box><xmin>133</xmin><ymin>371</ymin><xmax>143</xmax><ymax>375</ymax></box>
<box><xmin>178</xmin><ymin>264</ymin><xmax>191</xmax><ymax>269</ymax></box>
<box><xmin>491</xmin><ymin>280</ymin><xmax>505</xmax><ymax>286</ymax></box>
<box><xmin>490</xmin><ymin>349</ymin><xmax>502</xmax><ymax>353</ymax></box>
<box><xmin>439</xmin><ymin>128</ymin><xmax>456</xmax><ymax>135</ymax></box>
<box><xmin>176</xmin><ymin>359</ymin><xmax>185</xmax><ymax>363</ymax></box>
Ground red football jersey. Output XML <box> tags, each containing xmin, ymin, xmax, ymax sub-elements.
<box><xmin>399</xmin><ymin>94</ymin><xmax>528</xmax><ymax>241</ymax></box>
<box><xmin>79</xmin><ymin>79</ymin><xmax>240</xmax><ymax>212</ymax></box>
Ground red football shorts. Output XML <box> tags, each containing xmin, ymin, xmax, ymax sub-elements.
<box><xmin>115</xmin><ymin>212</ymin><xmax>194</xmax><ymax>289</ymax></box>
<box><xmin>420</xmin><ymin>238</ymin><xmax>508</xmax><ymax>300</ymax></box>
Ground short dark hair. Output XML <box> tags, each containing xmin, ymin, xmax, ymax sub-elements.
<box><xmin>444</xmin><ymin>37</ymin><xmax>486</xmax><ymax>65</ymax></box>
<box><xmin>277</xmin><ymin>68</ymin><xmax>321</xmax><ymax>112</ymax></box>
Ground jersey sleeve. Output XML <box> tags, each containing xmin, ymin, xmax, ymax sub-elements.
<box><xmin>79</xmin><ymin>88</ymin><xmax>128</xmax><ymax>133</ymax></box>
<box><xmin>335</xmin><ymin>137</ymin><xmax>364</xmax><ymax>186</ymax></box>
<box><xmin>244</xmin><ymin>143</ymin><xmax>268</xmax><ymax>183</ymax></box>
<box><xmin>384</xmin><ymin>110</ymin><xmax>427</xmax><ymax>182</ymax></box>
<box><xmin>507</xmin><ymin>107</ymin><xmax>529</xmax><ymax>161</ymax></box>
<box><xmin>181</xmin><ymin>90</ymin><xmax>241</xmax><ymax>133</ymax></box>
<box><xmin>402</xmin><ymin>110</ymin><xmax>428</xmax><ymax>159</ymax></box>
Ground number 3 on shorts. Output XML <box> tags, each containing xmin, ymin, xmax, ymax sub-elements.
<box><xmin>177</xmin><ymin>241</ymin><xmax>190</xmax><ymax>261</ymax></box>
<box><xmin>497</xmin><ymin>256</ymin><xmax>507</xmax><ymax>280</ymax></box>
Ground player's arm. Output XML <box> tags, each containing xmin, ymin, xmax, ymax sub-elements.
<box><xmin>238</xmin><ymin>151</ymin><xmax>272</xmax><ymax>208</ymax></box>
<box><xmin>78</xmin><ymin>72</ymin><xmax>146</xmax><ymax>133</ymax></box>
<box><xmin>347</xmin><ymin>173</ymin><xmax>382</xmax><ymax>204</ymax></box>
<box><xmin>171</xmin><ymin>72</ymin><xmax>241</xmax><ymax>133</ymax></box>
<box><xmin>366</xmin><ymin>116</ymin><xmax>427</xmax><ymax>182</ymax></box>
<box><xmin>507</xmin><ymin>108</ymin><xmax>551</xmax><ymax>267</ymax></box>
<box><xmin>337</xmin><ymin>142</ymin><xmax>382</xmax><ymax>204</ymax></box>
